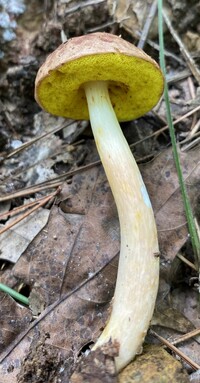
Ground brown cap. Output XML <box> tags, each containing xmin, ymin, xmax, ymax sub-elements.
<box><xmin>35</xmin><ymin>32</ymin><xmax>164</xmax><ymax>121</ymax></box>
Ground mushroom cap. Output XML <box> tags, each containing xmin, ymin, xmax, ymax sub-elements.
<box><xmin>35</xmin><ymin>32</ymin><xmax>164</xmax><ymax>121</ymax></box>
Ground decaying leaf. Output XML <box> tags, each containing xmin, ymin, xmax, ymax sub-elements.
<box><xmin>0</xmin><ymin>166</ymin><xmax>119</xmax><ymax>382</ymax></box>
<box><xmin>108</xmin><ymin>0</ymin><xmax>154</xmax><ymax>38</ymax></box>
<box><xmin>141</xmin><ymin>146</ymin><xmax>200</xmax><ymax>260</ymax></box>
<box><xmin>9</xmin><ymin>166</ymin><xmax>119</xmax><ymax>306</ymax></box>
<box><xmin>17</xmin><ymin>333</ymin><xmax>62</xmax><ymax>383</ymax></box>
<box><xmin>0</xmin><ymin>260</ymin><xmax>118</xmax><ymax>382</ymax></box>
<box><xmin>0</xmin><ymin>208</ymin><xmax>50</xmax><ymax>263</ymax></box>
<box><xmin>152</xmin><ymin>304</ymin><xmax>195</xmax><ymax>334</ymax></box>
<box><xmin>0</xmin><ymin>294</ymin><xmax>32</xmax><ymax>355</ymax></box>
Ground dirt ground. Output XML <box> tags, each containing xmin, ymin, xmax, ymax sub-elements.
<box><xmin>0</xmin><ymin>1</ymin><xmax>200</xmax><ymax>382</ymax></box>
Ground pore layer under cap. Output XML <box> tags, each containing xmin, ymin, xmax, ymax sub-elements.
<box><xmin>35</xmin><ymin>32</ymin><xmax>164</xmax><ymax>121</ymax></box>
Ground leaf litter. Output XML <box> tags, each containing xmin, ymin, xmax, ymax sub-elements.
<box><xmin>0</xmin><ymin>204</ymin><xmax>50</xmax><ymax>263</ymax></box>
<box><xmin>0</xmin><ymin>142</ymin><xmax>199</xmax><ymax>382</ymax></box>
<box><xmin>0</xmin><ymin>0</ymin><xmax>200</xmax><ymax>382</ymax></box>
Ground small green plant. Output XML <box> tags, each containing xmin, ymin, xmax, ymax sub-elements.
<box><xmin>0</xmin><ymin>282</ymin><xmax>29</xmax><ymax>305</ymax></box>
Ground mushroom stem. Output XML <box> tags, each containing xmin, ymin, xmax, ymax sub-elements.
<box><xmin>84</xmin><ymin>81</ymin><xmax>159</xmax><ymax>372</ymax></box>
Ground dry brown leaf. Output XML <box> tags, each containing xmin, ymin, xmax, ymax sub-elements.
<box><xmin>0</xmin><ymin>167</ymin><xmax>119</xmax><ymax>381</ymax></box>
<box><xmin>11</xmin><ymin>166</ymin><xmax>119</xmax><ymax>305</ymax></box>
<box><xmin>16</xmin><ymin>333</ymin><xmax>64</xmax><ymax>383</ymax></box>
<box><xmin>0</xmin><ymin>208</ymin><xmax>50</xmax><ymax>263</ymax></box>
<box><xmin>108</xmin><ymin>0</ymin><xmax>154</xmax><ymax>38</ymax></box>
<box><xmin>152</xmin><ymin>304</ymin><xmax>195</xmax><ymax>334</ymax></box>
<box><xmin>0</xmin><ymin>294</ymin><xmax>32</xmax><ymax>355</ymax></box>
<box><xmin>141</xmin><ymin>146</ymin><xmax>200</xmax><ymax>260</ymax></box>
<box><xmin>0</xmin><ymin>262</ymin><xmax>118</xmax><ymax>382</ymax></box>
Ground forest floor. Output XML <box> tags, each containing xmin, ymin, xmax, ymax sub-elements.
<box><xmin>0</xmin><ymin>1</ymin><xmax>200</xmax><ymax>382</ymax></box>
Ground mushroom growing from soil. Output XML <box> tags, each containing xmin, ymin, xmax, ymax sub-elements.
<box><xmin>35</xmin><ymin>32</ymin><xmax>164</xmax><ymax>372</ymax></box>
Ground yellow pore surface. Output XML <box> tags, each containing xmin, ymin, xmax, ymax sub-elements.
<box><xmin>36</xmin><ymin>53</ymin><xmax>164</xmax><ymax>122</ymax></box>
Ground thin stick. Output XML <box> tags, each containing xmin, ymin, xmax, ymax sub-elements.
<box><xmin>187</xmin><ymin>77</ymin><xmax>197</xmax><ymax>132</ymax></box>
<box><xmin>0</xmin><ymin>189</ymin><xmax>58</xmax><ymax>235</ymax></box>
<box><xmin>167</xmin><ymin>69</ymin><xmax>191</xmax><ymax>84</ymax></box>
<box><xmin>1</xmin><ymin>104</ymin><xmax>200</xmax><ymax>203</ymax></box>
<box><xmin>144</xmin><ymin>38</ymin><xmax>186</xmax><ymax>66</ymax></box>
<box><xmin>0</xmin><ymin>100</ymin><xmax>15</xmax><ymax>133</ymax></box>
<box><xmin>0</xmin><ymin>161</ymin><xmax>100</xmax><ymax>202</ymax></box>
<box><xmin>0</xmin><ymin>194</ymin><xmax>55</xmax><ymax>220</ymax></box>
<box><xmin>3</xmin><ymin>121</ymin><xmax>74</xmax><ymax>161</ymax></box>
<box><xmin>137</xmin><ymin>0</ymin><xmax>158</xmax><ymax>49</ymax></box>
<box><xmin>181</xmin><ymin>137</ymin><xmax>200</xmax><ymax>152</ymax></box>
<box><xmin>150</xmin><ymin>330</ymin><xmax>200</xmax><ymax>371</ymax></box>
<box><xmin>162</xmin><ymin>10</ymin><xmax>200</xmax><ymax>85</ymax></box>
<box><xmin>177</xmin><ymin>253</ymin><xmax>198</xmax><ymax>271</ymax></box>
<box><xmin>180</xmin><ymin>120</ymin><xmax>200</xmax><ymax>145</ymax></box>
<box><xmin>64</xmin><ymin>0</ymin><xmax>105</xmax><ymax>15</ymax></box>
<box><xmin>171</xmin><ymin>328</ymin><xmax>200</xmax><ymax>346</ymax></box>
<box><xmin>130</xmin><ymin>105</ymin><xmax>200</xmax><ymax>148</ymax></box>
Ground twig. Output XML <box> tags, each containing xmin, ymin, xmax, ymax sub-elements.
<box><xmin>195</xmin><ymin>217</ymin><xmax>200</xmax><ymax>247</ymax></box>
<box><xmin>171</xmin><ymin>328</ymin><xmax>200</xmax><ymax>346</ymax></box>
<box><xmin>181</xmin><ymin>137</ymin><xmax>200</xmax><ymax>152</ymax></box>
<box><xmin>0</xmin><ymin>189</ymin><xmax>59</xmax><ymax>235</ymax></box>
<box><xmin>62</xmin><ymin>0</ymin><xmax>105</xmax><ymax>15</ymax></box>
<box><xmin>166</xmin><ymin>69</ymin><xmax>191</xmax><ymax>85</ymax></box>
<box><xmin>0</xmin><ymin>161</ymin><xmax>101</xmax><ymax>202</ymax></box>
<box><xmin>130</xmin><ymin>105</ymin><xmax>200</xmax><ymax>148</ymax></box>
<box><xmin>1</xmin><ymin>103</ymin><xmax>200</xmax><ymax>203</ymax></box>
<box><xmin>0</xmin><ymin>100</ymin><xmax>15</xmax><ymax>133</ymax></box>
<box><xmin>3</xmin><ymin>121</ymin><xmax>74</xmax><ymax>161</ymax></box>
<box><xmin>180</xmin><ymin>120</ymin><xmax>200</xmax><ymax>145</ymax></box>
<box><xmin>177</xmin><ymin>253</ymin><xmax>198</xmax><ymax>271</ymax></box>
<box><xmin>188</xmin><ymin>77</ymin><xmax>196</xmax><ymax>100</ymax></box>
<box><xmin>162</xmin><ymin>10</ymin><xmax>200</xmax><ymax>85</ymax></box>
<box><xmin>137</xmin><ymin>0</ymin><xmax>158</xmax><ymax>49</ymax></box>
<box><xmin>0</xmin><ymin>193</ymin><xmax>56</xmax><ymax>220</ymax></box>
<box><xmin>87</xmin><ymin>20</ymin><xmax>116</xmax><ymax>33</ymax></box>
<box><xmin>145</xmin><ymin>38</ymin><xmax>186</xmax><ymax>66</ymax></box>
<box><xmin>150</xmin><ymin>329</ymin><xmax>200</xmax><ymax>371</ymax></box>
<box><xmin>187</xmin><ymin>77</ymin><xmax>197</xmax><ymax>132</ymax></box>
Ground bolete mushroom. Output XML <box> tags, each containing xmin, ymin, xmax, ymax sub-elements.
<box><xmin>35</xmin><ymin>32</ymin><xmax>164</xmax><ymax>372</ymax></box>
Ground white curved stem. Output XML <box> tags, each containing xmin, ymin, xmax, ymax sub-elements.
<box><xmin>84</xmin><ymin>81</ymin><xmax>159</xmax><ymax>372</ymax></box>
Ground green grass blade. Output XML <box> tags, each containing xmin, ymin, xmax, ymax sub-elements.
<box><xmin>157</xmin><ymin>0</ymin><xmax>200</xmax><ymax>266</ymax></box>
<box><xmin>0</xmin><ymin>283</ymin><xmax>29</xmax><ymax>305</ymax></box>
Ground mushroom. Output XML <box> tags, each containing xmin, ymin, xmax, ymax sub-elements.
<box><xmin>35</xmin><ymin>32</ymin><xmax>164</xmax><ymax>372</ymax></box>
